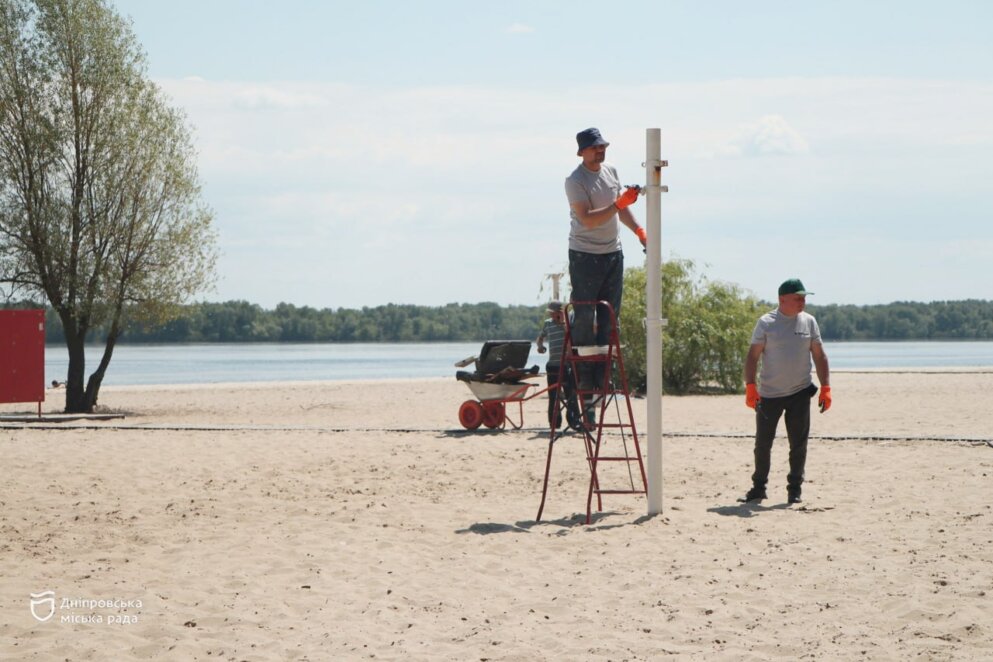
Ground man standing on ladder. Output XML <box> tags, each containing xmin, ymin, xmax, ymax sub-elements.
<box><xmin>564</xmin><ymin>127</ymin><xmax>647</xmax><ymax>399</ymax></box>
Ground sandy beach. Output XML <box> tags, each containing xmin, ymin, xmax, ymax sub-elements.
<box><xmin>2</xmin><ymin>371</ymin><xmax>992</xmax><ymax>660</ymax></box>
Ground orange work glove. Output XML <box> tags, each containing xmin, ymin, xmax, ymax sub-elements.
<box><xmin>818</xmin><ymin>385</ymin><xmax>832</xmax><ymax>412</ymax></box>
<box><xmin>634</xmin><ymin>226</ymin><xmax>647</xmax><ymax>247</ymax></box>
<box><xmin>745</xmin><ymin>383</ymin><xmax>760</xmax><ymax>409</ymax></box>
<box><xmin>615</xmin><ymin>185</ymin><xmax>641</xmax><ymax>210</ymax></box>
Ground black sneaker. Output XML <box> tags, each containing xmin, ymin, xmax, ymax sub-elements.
<box><xmin>737</xmin><ymin>486</ymin><xmax>767</xmax><ymax>503</ymax></box>
<box><xmin>787</xmin><ymin>487</ymin><xmax>803</xmax><ymax>505</ymax></box>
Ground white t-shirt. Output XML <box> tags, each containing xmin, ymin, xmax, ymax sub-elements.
<box><xmin>750</xmin><ymin>309</ymin><xmax>822</xmax><ymax>398</ymax></box>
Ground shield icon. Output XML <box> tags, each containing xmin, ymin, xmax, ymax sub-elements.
<box><xmin>30</xmin><ymin>590</ymin><xmax>56</xmax><ymax>622</ymax></box>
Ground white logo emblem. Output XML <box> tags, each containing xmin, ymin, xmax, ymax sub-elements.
<box><xmin>30</xmin><ymin>590</ymin><xmax>56</xmax><ymax>622</ymax></box>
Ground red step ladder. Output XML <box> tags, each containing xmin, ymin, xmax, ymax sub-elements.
<box><xmin>536</xmin><ymin>301</ymin><xmax>647</xmax><ymax>524</ymax></box>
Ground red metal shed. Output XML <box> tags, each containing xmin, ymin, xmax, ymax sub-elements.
<box><xmin>0</xmin><ymin>309</ymin><xmax>46</xmax><ymax>412</ymax></box>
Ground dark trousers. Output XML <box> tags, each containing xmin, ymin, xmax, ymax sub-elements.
<box><xmin>546</xmin><ymin>364</ymin><xmax>562</xmax><ymax>427</ymax></box>
<box><xmin>568</xmin><ymin>249</ymin><xmax>624</xmax><ymax>388</ymax></box>
<box><xmin>568</xmin><ymin>249</ymin><xmax>624</xmax><ymax>347</ymax></box>
<box><xmin>546</xmin><ymin>363</ymin><xmax>580</xmax><ymax>429</ymax></box>
<box><xmin>752</xmin><ymin>386</ymin><xmax>816</xmax><ymax>489</ymax></box>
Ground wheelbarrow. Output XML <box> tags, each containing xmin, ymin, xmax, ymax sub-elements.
<box><xmin>454</xmin><ymin>340</ymin><xmax>549</xmax><ymax>430</ymax></box>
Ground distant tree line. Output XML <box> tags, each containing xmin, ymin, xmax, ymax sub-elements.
<box><xmin>13</xmin><ymin>300</ymin><xmax>546</xmax><ymax>344</ymax></box>
<box><xmin>807</xmin><ymin>300</ymin><xmax>993</xmax><ymax>341</ymax></box>
<box><xmin>4</xmin><ymin>297</ymin><xmax>993</xmax><ymax>346</ymax></box>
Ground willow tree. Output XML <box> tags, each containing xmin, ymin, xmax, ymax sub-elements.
<box><xmin>0</xmin><ymin>0</ymin><xmax>217</xmax><ymax>412</ymax></box>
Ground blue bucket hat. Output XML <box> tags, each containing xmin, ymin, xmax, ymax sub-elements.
<box><xmin>576</xmin><ymin>127</ymin><xmax>609</xmax><ymax>155</ymax></box>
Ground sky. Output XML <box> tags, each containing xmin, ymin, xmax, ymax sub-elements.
<box><xmin>112</xmin><ymin>0</ymin><xmax>993</xmax><ymax>309</ymax></box>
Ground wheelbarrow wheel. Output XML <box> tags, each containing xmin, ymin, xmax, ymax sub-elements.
<box><xmin>482</xmin><ymin>401</ymin><xmax>506</xmax><ymax>429</ymax></box>
<box><xmin>459</xmin><ymin>400</ymin><xmax>484</xmax><ymax>430</ymax></box>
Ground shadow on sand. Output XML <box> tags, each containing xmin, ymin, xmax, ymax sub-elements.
<box><xmin>708</xmin><ymin>501</ymin><xmax>808</xmax><ymax>517</ymax></box>
<box><xmin>436</xmin><ymin>428</ymin><xmax>576</xmax><ymax>442</ymax></box>
<box><xmin>456</xmin><ymin>510</ymin><xmax>666</xmax><ymax>535</ymax></box>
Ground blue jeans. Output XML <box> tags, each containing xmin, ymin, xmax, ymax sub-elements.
<box><xmin>568</xmin><ymin>249</ymin><xmax>624</xmax><ymax>388</ymax></box>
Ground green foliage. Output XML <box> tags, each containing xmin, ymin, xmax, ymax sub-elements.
<box><xmin>620</xmin><ymin>259</ymin><xmax>763</xmax><ymax>394</ymax></box>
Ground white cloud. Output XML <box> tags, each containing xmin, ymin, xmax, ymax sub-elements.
<box><xmin>733</xmin><ymin>114</ymin><xmax>810</xmax><ymax>157</ymax></box>
<box><xmin>680</xmin><ymin>114</ymin><xmax>809</xmax><ymax>159</ymax></box>
<box><xmin>945</xmin><ymin>132</ymin><xmax>993</xmax><ymax>147</ymax></box>
<box><xmin>233</xmin><ymin>86</ymin><xmax>328</xmax><ymax>110</ymax></box>
<box><xmin>506</xmin><ymin>23</ymin><xmax>535</xmax><ymax>34</ymax></box>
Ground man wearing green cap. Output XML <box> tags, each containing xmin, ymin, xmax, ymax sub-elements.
<box><xmin>740</xmin><ymin>278</ymin><xmax>831</xmax><ymax>505</ymax></box>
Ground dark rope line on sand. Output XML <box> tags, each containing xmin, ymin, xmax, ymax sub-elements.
<box><xmin>2</xmin><ymin>422</ymin><xmax>991</xmax><ymax>446</ymax></box>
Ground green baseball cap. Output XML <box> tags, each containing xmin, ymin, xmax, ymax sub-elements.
<box><xmin>778</xmin><ymin>278</ymin><xmax>813</xmax><ymax>296</ymax></box>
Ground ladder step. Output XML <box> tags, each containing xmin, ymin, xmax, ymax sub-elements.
<box><xmin>589</xmin><ymin>456</ymin><xmax>642</xmax><ymax>462</ymax></box>
<box><xmin>594</xmin><ymin>489</ymin><xmax>647</xmax><ymax>495</ymax></box>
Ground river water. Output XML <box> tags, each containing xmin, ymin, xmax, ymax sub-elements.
<box><xmin>43</xmin><ymin>341</ymin><xmax>993</xmax><ymax>387</ymax></box>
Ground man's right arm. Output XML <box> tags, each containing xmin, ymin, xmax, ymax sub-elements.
<box><xmin>743</xmin><ymin>342</ymin><xmax>764</xmax><ymax>408</ymax></box>
<box><xmin>744</xmin><ymin>343</ymin><xmax>764</xmax><ymax>384</ymax></box>
<box><xmin>569</xmin><ymin>201</ymin><xmax>618</xmax><ymax>229</ymax></box>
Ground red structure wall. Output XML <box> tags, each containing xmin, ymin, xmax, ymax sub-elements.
<box><xmin>0</xmin><ymin>309</ymin><xmax>46</xmax><ymax>405</ymax></box>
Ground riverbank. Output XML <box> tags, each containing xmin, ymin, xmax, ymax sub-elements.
<box><xmin>2</xmin><ymin>372</ymin><xmax>992</xmax><ymax>660</ymax></box>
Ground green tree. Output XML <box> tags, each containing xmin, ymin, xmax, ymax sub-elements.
<box><xmin>620</xmin><ymin>259</ymin><xmax>762</xmax><ymax>394</ymax></box>
<box><xmin>0</xmin><ymin>0</ymin><xmax>217</xmax><ymax>411</ymax></box>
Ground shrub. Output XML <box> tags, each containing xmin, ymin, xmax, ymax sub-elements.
<box><xmin>619</xmin><ymin>259</ymin><xmax>762</xmax><ymax>394</ymax></box>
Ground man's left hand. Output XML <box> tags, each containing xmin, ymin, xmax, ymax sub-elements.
<box><xmin>615</xmin><ymin>186</ymin><xmax>640</xmax><ymax>210</ymax></box>
<box><xmin>635</xmin><ymin>226</ymin><xmax>647</xmax><ymax>247</ymax></box>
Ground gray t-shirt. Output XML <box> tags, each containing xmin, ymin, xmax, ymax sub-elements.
<box><xmin>565</xmin><ymin>162</ymin><xmax>623</xmax><ymax>254</ymax></box>
<box><xmin>750</xmin><ymin>309</ymin><xmax>822</xmax><ymax>398</ymax></box>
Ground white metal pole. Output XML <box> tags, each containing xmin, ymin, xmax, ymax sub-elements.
<box><xmin>546</xmin><ymin>273</ymin><xmax>563</xmax><ymax>301</ymax></box>
<box><xmin>645</xmin><ymin>128</ymin><xmax>665</xmax><ymax>515</ymax></box>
